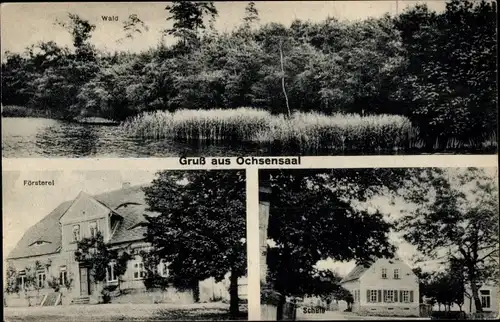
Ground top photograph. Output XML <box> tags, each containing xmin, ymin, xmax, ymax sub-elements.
<box><xmin>1</xmin><ymin>1</ymin><xmax>497</xmax><ymax>158</ymax></box>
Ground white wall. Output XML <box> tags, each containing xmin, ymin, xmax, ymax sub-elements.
<box><xmin>359</xmin><ymin>258</ymin><xmax>419</xmax><ymax>308</ymax></box>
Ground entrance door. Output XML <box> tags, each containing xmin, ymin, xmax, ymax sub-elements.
<box><xmin>79</xmin><ymin>267</ymin><xmax>90</xmax><ymax>296</ymax></box>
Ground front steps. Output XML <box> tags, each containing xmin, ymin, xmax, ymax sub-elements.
<box><xmin>40</xmin><ymin>292</ymin><xmax>61</xmax><ymax>306</ymax></box>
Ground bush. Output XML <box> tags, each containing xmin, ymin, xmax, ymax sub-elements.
<box><xmin>431</xmin><ymin>311</ymin><xmax>467</xmax><ymax>320</ymax></box>
<box><xmin>100</xmin><ymin>285</ymin><xmax>116</xmax><ymax>304</ymax></box>
<box><xmin>261</xmin><ymin>289</ymin><xmax>283</xmax><ymax>306</ymax></box>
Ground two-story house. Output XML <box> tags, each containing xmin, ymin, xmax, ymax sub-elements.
<box><xmin>340</xmin><ymin>257</ymin><xmax>419</xmax><ymax>317</ymax></box>
<box><xmin>5</xmin><ymin>184</ymin><xmax>247</xmax><ymax>307</ymax></box>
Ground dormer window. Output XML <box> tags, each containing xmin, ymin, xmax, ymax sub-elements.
<box><xmin>89</xmin><ymin>221</ymin><xmax>98</xmax><ymax>238</ymax></box>
<box><xmin>72</xmin><ymin>225</ymin><xmax>81</xmax><ymax>242</ymax></box>
<box><xmin>30</xmin><ymin>240</ymin><xmax>50</xmax><ymax>247</ymax></box>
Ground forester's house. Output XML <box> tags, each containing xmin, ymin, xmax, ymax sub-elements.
<box><xmin>340</xmin><ymin>257</ymin><xmax>419</xmax><ymax>317</ymax></box>
<box><xmin>4</xmin><ymin>184</ymin><xmax>247</xmax><ymax>307</ymax></box>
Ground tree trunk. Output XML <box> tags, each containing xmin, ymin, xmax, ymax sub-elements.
<box><xmin>470</xmin><ymin>282</ymin><xmax>483</xmax><ymax>313</ymax></box>
<box><xmin>278</xmin><ymin>39</ymin><xmax>291</xmax><ymax>118</ymax></box>
<box><xmin>192</xmin><ymin>280</ymin><xmax>200</xmax><ymax>303</ymax></box>
<box><xmin>276</xmin><ymin>293</ymin><xmax>286</xmax><ymax>321</ymax></box>
<box><xmin>229</xmin><ymin>270</ymin><xmax>240</xmax><ymax>318</ymax></box>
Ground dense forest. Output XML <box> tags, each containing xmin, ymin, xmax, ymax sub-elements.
<box><xmin>2</xmin><ymin>0</ymin><xmax>497</xmax><ymax>150</ymax></box>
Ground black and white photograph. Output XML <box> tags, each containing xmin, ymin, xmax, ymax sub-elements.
<box><xmin>3</xmin><ymin>169</ymin><xmax>248</xmax><ymax>321</ymax></box>
<box><xmin>2</xmin><ymin>1</ymin><xmax>497</xmax><ymax>157</ymax></box>
<box><xmin>259</xmin><ymin>167</ymin><xmax>499</xmax><ymax>320</ymax></box>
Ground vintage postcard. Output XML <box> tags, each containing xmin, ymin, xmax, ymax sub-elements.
<box><xmin>1</xmin><ymin>1</ymin><xmax>498</xmax><ymax>322</ymax></box>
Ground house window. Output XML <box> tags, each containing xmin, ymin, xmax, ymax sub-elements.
<box><xmin>402</xmin><ymin>290</ymin><xmax>410</xmax><ymax>303</ymax></box>
<box><xmin>89</xmin><ymin>221</ymin><xmax>98</xmax><ymax>238</ymax></box>
<box><xmin>106</xmin><ymin>261</ymin><xmax>117</xmax><ymax>282</ymax></box>
<box><xmin>59</xmin><ymin>266</ymin><xmax>67</xmax><ymax>286</ymax></box>
<box><xmin>394</xmin><ymin>269</ymin><xmax>400</xmax><ymax>279</ymax></box>
<box><xmin>159</xmin><ymin>260</ymin><xmax>169</xmax><ymax>277</ymax></box>
<box><xmin>480</xmin><ymin>290</ymin><xmax>491</xmax><ymax>309</ymax></box>
<box><xmin>381</xmin><ymin>268</ymin><xmax>387</xmax><ymax>279</ymax></box>
<box><xmin>72</xmin><ymin>225</ymin><xmax>80</xmax><ymax>242</ymax></box>
<box><xmin>134</xmin><ymin>261</ymin><xmax>146</xmax><ymax>279</ymax></box>
<box><xmin>17</xmin><ymin>270</ymin><xmax>26</xmax><ymax>290</ymax></box>
<box><xmin>385</xmin><ymin>290</ymin><xmax>395</xmax><ymax>302</ymax></box>
<box><xmin>370</xmin><ymin>290</ymin><xmax>378</xmax><ymax>302</ymax></box>
<box><xmin>37</xmin><ymin>270</ymin><xmax>46</xmax><ymax>288</ymax></box>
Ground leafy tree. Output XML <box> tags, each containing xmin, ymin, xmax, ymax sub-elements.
<box><xmin>5</xmin><ymin>264</ymin><xmax>19</xmax><ymax>295</ymax></box>
<box><xmin>164</xmin><ymin>1</ymin><xmax>218</xmax><ymax>50</ymax></box>
<box><xmin>394</xmin><ymin>0</ymin><xmax>497</xmax><ymax>148</ymax></box>
<box><xmin>413</xmin><ymin>267</ymin><xmax>434</xmax><ymax>303</ymax></box>
<box><xmin>262</xmin><ymin>168</ymin><xmax>412</xmax><ymax>319</ymax></box>
<box><xmin>56</xmin><ymin>13</ymin><xmax>97</xmax><ymax>60</ymax></box>
<box><xmin>243</xmin><ymin>2</ymin><xmax>259</xmax><ymax>28</ymax></box>
<box><xmin>396</xmin><ymin>167</ymin><xmax>499</xmax><ymax>313</ymax></box>
<box><xmin>118</xmin><ymin>14</ymin><xmax>150</xmax><ymax>44</ymax></box>
<box><xmin>74</xmin><ymin>231</ymin><xmax>132</xmax><ymax>293</ymax></box>
<box><xmin>142</xmin><ymin>170</ymin><xmax>246</xmax><ymax>318</ymax></box>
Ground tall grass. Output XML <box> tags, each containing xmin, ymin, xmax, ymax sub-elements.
<box><xmin>122</xmin><ymin>108</ymin><xmax>417</xmax><ymax>152</ymax></box>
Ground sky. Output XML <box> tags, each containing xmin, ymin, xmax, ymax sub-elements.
<box><xmin>2</xmin><ymin>169</ymin><xmax>159</xmax><ymax>264</ymax></box>
<box><xmin>1</xmin><ymin>1</ymin><xmax>447</xmax><ymax>55</ymax></box>
<box><xmin>280</xmin><ymin>167</ymin><xmax>498</xmax><ymax>277</ymax></box>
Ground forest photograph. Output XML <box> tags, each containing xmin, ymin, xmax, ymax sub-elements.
<box><xmin>1</xmin><ymin>1</ymin><xmax>497</xmax><ymax>157</ymax></box>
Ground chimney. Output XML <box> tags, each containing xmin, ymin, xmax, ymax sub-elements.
<box><xmin>122</xmin><ymin>182</ymin><xmax>131</xmax><ymax>189</ymax></box>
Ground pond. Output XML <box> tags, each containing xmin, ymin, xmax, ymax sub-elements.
<box><xmin>2</xmin><ymin>117</ymin><xmax>495</xmax><ymax>158</ymax></box>
<box><xmin>1</xmin><ymin>117</ymin><xmax>263</xmax><ymax>158</ymax></box>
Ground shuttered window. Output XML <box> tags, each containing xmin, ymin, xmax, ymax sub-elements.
<box><xmin>378</xmin><ymin>290</ymin><xmax>382</xmax><ymax>302</ymax></box>
<box><xmin>410</xmin><ymin>290</ymin><xmax>414</xmax><ymax>302</ymax></box>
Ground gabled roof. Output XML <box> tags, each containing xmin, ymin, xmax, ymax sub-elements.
<box><xmin>341</xmin><ymin>264</ymin><xmax>370</xmax><ymax>283</ymax></box>
<box><xmin>340</xmin><ymin>256</ymin><xmax>406</xmax><ymax>284</ymax></box>
<box><xmin>7</xmin><ymin>185</ymin><xmax>154</xmax><ymax>260</ymax></box>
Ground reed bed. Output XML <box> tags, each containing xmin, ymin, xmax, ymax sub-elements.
<box><xmin>122</xmin><ymin>108</ymin><xmax>418</xmax><ymax>152</ymax></box>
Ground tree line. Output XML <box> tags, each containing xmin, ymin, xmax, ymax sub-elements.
<box><xmin>2</xmin><ymin>0</ymin><xmax>497</xmax><ymax>146</ymax></box>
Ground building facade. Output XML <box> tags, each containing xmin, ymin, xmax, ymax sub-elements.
<box><xmin>4</xmin><ymin>185</ymin><xmax>247</xmax><ymax>307</ymax></box>
<box><xmin>341</xmin><ymin>258</ymin><xmax>419</xmax><ymax>317</ymax></box>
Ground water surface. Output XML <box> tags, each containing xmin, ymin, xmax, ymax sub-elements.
<box><xmin>2</xmin><ymin>117</ymin><xmax>494</xmax><ymax>158</ymax></box>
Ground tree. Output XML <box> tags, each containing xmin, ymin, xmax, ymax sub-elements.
<box><xmin>394</xmin><ymin>0</ymin><xmax>497</xmax><ymax>148</ymax></box>
<box><xmin>74</xmin><ymin>232</ymin><xmax>131</xmax><ymax>294</ymax></box>
<box><xmin>5</xmin><ymin>264</ymin><xmax>19</xmax><ymax>295</ymax></box>
<box><xmin>397</xmin><ymin>167</ymin><xmax>499</xmax><ymax>313</ymax></box>
<box><xmin>118</xmin><ymin>14</ymin><xmax>149</xmax><ymax>44</ymax></box>
<box><xmin>412</xmin><ymin>267</ymin><xmax>434</xmax><ymax>304</ymax></box>
<box><xmin>164</xmin><ymin>1</ymin><xmax>218</xmax><ymax>49</ymax></box>
<box><xmin>243</xmin><ymin>2</ymin><xmax>259</xmax><ymax>27</ymax></box>
<box><xmin>142</xmin><ymin>170</ymin><xmax>246</xmax><ymax>318</ymax></box>
<box><xmin>56</xmin><ymin>13</ymin><xmax>97</xmax><ymax>61</ymax></box>
<box><xmin>262</xmin><ymin>168</ymin><xmax>412</xmax><ymax>319</ymax></box>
